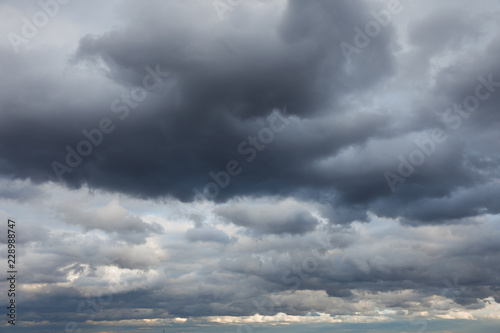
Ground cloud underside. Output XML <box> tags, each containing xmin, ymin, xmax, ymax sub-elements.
<box><xmin>0</xmin><ymin>0</ymin><xmax>498</xmax><ymax>225</ymax></box>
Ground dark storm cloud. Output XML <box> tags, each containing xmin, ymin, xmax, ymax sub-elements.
<box><xmin>371</xmin><ymin>10</ymin><xmax>500</xmax><ymax>223</ymax></box>
<box><xmin>69</xmin><ymin>0</ymin><xmax>397</xmax><ymax>204</ymax></box>
<box><xmin>374</xmin><ymin>183</ymin><xmax>500</xmax><ymax>224</ymax></box>
<box><xmin>0</xmin><ymin>2</ymin><xmax>498</xmax><ymax>229</ymax></box>
<box><xmin>0</xmin><ymin>0</ymin><xmax>404</xmax><ymax>222</ymax></box>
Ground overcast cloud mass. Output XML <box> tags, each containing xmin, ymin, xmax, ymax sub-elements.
<box><xmin>1</xmin><ymin>0</ymin><xmax>500</xmax><ymax>332</ymax></box>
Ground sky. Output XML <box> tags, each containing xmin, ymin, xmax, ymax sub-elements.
<box><xmin>1</xmin><ymin>0</ymin><xmax>500</xmax><ymax>332</ymax></box>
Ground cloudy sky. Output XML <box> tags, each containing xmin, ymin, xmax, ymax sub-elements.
<box><xmin>1</xmin><ymin>0</ymin><xmax>500</xmax><ymax>332</ymax></box>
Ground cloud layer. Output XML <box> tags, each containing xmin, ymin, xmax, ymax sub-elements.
<box><xmin>1</xmin><ymin>0</ymin><xmax>500</xmax><ymax>331</ymax></box>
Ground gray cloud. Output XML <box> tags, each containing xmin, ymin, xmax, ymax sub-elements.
<box><xmin>215</xmin><ymin>199</ymin><xmax>319</xmax><ymax>235</ymax></box>
<box><xmin>1</xmin><ymin>0</ymin><xmax>500</xmax><ymax>331</ymax></box>
<box><xmin>185</xmin><ymin>226</ymin><xmax>233</xmax><ymax>244</ymax></box>
<box><xmin>0</xmin><ymin>0</ymin><xmax>399</xmax><ymax>218</ymax></box>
